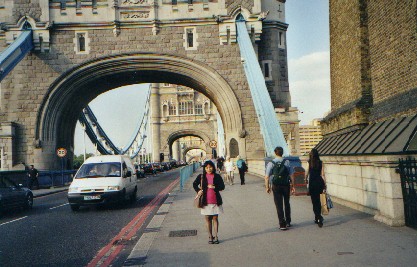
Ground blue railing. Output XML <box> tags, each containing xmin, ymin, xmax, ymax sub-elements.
<box><xmin>0</xmin><ymin>170</ymin><xmax>76</xmax><ymax>189</ymax></box>
<box><xmin>0</xmin><ymin>30</ymin><xmax>34</xmax><ymax>82</ymax></box>
<box><xmin>179</xmin><ymin>162</ymin><xmax>201</xmax><ymax>191</ymax></box>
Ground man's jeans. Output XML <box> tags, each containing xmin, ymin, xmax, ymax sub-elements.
<box><xmin>272</xmin><ymin>184</ymin><xmax>291</xmax><ymax>225</ymax></box>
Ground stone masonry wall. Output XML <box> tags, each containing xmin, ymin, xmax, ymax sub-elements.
<box><xmin>0</xmin><ymin>24</ymin><xmax>264</xmax><ymax>166</ymax></box>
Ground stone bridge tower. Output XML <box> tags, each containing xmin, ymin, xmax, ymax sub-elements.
<box><xmin>149</xmin><ymin>83</ymin><xmax>218</xmax><ymax>162</ymax></box>
<box><xmin>0</xmin><ymin>0</ymin><xmax>294</xmax><ymax>174</ymax></box>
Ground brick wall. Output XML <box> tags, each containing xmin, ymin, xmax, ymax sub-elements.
<box><xmin>368</xmin><ymin>0</ymin><xmax>417</xmax><ymax>120</ymax></box>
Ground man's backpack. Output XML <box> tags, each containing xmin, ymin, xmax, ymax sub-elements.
<box><xmin>271</xmin><ymin>160</ymin><xmax>290</xmax><ymax>186</ymax></box>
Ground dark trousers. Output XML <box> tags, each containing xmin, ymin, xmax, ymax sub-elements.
<box><xmin>28</xmin><ymin>177</ymin><xmax>39</xmax><ymax>190</ymax></box>
<box><xmin>310</xmin><ymin>193</ymin><xmax>323</xmax><ymax>221</ymax></box>
<box><xmin>272</xmin><ymin>185</ymin><xmax>291</xmax><ymax>225</ymax></box>
<box><xmin>238</xmin><ymin>169</ymin><xmax>245</xmax><ymax>184</ymax></box>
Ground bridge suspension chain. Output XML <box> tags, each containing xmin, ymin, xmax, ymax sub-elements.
<box><xmin>78</xmin><ymin>86</ymin><xmax>151</xmax><ymax>159</ymax></box>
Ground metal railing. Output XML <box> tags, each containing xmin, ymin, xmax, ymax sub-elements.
<box><xmin>0</xmin><ymin>170</ymin><xmax>76</xmax><ymax>189</ymax></box>
<box><xmin>398</xmin><ymin>157</ymin><xmax>417</xmax><ymax>229</ymax></box>
<box><xmin>179</xmin><ymin>162</ymin><xmax>201</xmax><ymax>191</ymax></box>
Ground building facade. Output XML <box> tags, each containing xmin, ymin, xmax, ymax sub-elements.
<box><xmin>299</xmin><ymin>119</ymin><xmax>322</xmax><ymax>156</ymax></box>
<box><xmin>315</xmin><ymin>0</ymin><xmax>417</xmax><ymax>226</ymax></box>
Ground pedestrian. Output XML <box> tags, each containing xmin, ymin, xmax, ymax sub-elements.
<box><xmin>216</xmin><ymin>156</ymin><xmax>224</xmax><ymax>173</ymax></box>
<box><xmin>193</xmin><ymin>160</ymin><xmax>225</xmax><ymax>244</ymax></box>
<box><xmin>236</xmin><ymin>155</ymin><xmax>248</xmax><ymax>185</ymax></box>
<box><xmin>223</xmin><ymin>156</ymin><xmax>235</xmax><ymax>185</ymax></box>
<box><xmin>264</xmin><ymin>147</ymin><xmax>295</xmax><ymax>230</ymax></box>
<box><xmin>27</xmin><ymin>165</ymin><xmax>39</xmax><ymax>190</ymax></box>
<box><xmin>305</xmin><ymin>148</ymin><xmax>327</xmax><ymax>228</ymax></box>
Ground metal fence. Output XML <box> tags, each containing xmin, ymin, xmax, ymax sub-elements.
<box><xmin>0</xmin><ymin>170</ymin><xmax>76</xmax><ymax>189</ymax></box>
<box><xmin>398</xmin><ymin>157</ymin><xmax>417</xmax><ymax>229</ymax></box>
<box><xmin>180</xmin><ymin>162</ymin><xmax>201</xmax><ymax>192</ymax></box>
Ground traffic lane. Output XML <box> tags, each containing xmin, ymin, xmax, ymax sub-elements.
<box><xmin>0</xmin><ymin>168</ymin><xmax>180</xmax><ymax>267</ymax></box>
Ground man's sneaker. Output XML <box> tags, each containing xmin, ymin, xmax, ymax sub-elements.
<box><xmin>279</xmin><ymin>224</ymin><xmax>287</xmax><ymax>231</ymax></box>
<box><xmin>286</xmin><ymin>223</ymin><xmax>292</xmax><ymax>228</ymax></box>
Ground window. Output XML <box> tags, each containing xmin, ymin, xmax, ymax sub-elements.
<box><xmin>78</xmin><ymin>34</ymin><xmax>86</xmax><ymax>52</ymax></box>
<box><xmin>179</xmin><ymin>101</ymin><xmax>193</xmax><ymax>115</ymax></box>
<box><xmin>195</xmin><ymin>104</ymin><xmax>203</xmax><ymax>115</ymax></box>
<box><xmin>187</xmin><ymin>29</ymin><xmax>194</xmax><ymax>48</ymax></box>
<box><xmin>169</xmin><ymin>105</ymin><xmax>177</xmax><ymax>115</ymax></box>
<box><xmin>229</xmin><ymin>138</ymin><xmax>239</xmax><ymax>158</ymax></box>
<box><xmin>172</xmin><ymin>0</ymin><xmax>177</xmax><ymax>4</ymax></box>
<box><xmin>74</xmin><ymin>32</ymin><xmax>90</xmax><ymax>54</ymax></box>
<box><xmin>264</xmin><ymin>63</ymin><xmax>270</xmax><ymax>78</ymax></box>
<box><xmin>262</xmin><ymin>60</ymin><xmax>272</xmax><ymax>81</ymax></box>
<box><xmin>183</xmin><ymin>27</ymin><xmax>198</xmax><ymax>50</ymax></box>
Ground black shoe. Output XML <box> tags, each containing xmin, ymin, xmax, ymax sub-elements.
<box><xmin>279</xmin><ymin>223</ymin><xmax>287</xmax><ymax>231</ymax></box>
<box><xmin>208</xmin><ymin>237</ymin><xmax>214</xmax><ymax>244</ymax></box>
<box><xmin>213</xmin><ymin>237</ymin><xmax>219</xmax><ymax>244</ymax></box>
<box><xmin>286</xmin><ymin>223</ymin><xmax>291</xmax><ymax>228</ymax></box>
<box><xmin>318</xmin><ymin>219</ymin><xmax>323</xmax><ymax>228</ymax></box>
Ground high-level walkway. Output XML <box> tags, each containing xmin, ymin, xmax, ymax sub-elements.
<box><xmin>125</xmin><ymin>171</ymin><xmax>417</xmax><ymax>267</ymax></box>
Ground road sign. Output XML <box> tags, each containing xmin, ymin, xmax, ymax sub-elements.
<box><xmin>209</xmin><ymin>140</ymin><xmax>217</xmax><ymax>148</ymax></box>
<box><xmin>57</xmin><ymin>147</ymin><xmax>67</xmax><ymax>158</ymax></box>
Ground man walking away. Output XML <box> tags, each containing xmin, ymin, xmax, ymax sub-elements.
<box><xmin>264</xmin><ymin>147</ymin><xmax>295</xmax><ymax>230</ymax></box>
<box><xmin>28</xmin><ymin>165</ymin><xmax>39</xmax><ymax>190</ymax></box>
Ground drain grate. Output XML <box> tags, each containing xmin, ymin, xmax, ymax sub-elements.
<box><xmin>169</xmin><ymin>229</ymin><xmax>197</xmax><ymax>237</ymax></box>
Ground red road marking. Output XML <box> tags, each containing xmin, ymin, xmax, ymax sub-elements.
<box><xmin>87</xmin><ymin>178</ymin><xmax>179</xmax><ymax>267</ymax></box>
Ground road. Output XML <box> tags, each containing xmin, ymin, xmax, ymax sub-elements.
<box><xmin>0</xmin><ymin>168</ymin><xmax>181</xmax><ymax>267</ymax></box>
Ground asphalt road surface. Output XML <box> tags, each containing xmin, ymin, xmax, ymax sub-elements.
<box><xmin>0</xmin><ymin>168</ymin><xmax>181</xmax><ymax>267</ymax></box>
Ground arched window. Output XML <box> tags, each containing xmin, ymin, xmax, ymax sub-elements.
<box><xmin>78</xmin><ymin>33</ymin><xmax>85</xmax><ymax>52</ymax></box>
<box><xmin>229</xmin><ymin>138</ymin><xmax>239</xmax><ymax>158</ymax></box>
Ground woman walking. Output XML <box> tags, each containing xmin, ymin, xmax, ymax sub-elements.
<box><xmin>224</xmin><ymin>156</ymin><xmax>235</xmax><ymax>185</ymax></box>
<box><xmin>305</xmin><ymin>148</ymin><xmax>326</xmax><ymax>228</ymax></box>
<box><xmin>193</xmin><ymin>161</ymin><xmax>225</xmax><ymax>244</ymax></box>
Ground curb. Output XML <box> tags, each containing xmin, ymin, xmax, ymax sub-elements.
<box><xmin>33</xmin><ymin>188</ymin><xmax>68</xmax><ymax>198</ymax></box>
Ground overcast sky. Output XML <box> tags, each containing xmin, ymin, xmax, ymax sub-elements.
<box><xmin>73</xmin><ymin>1</ymin><xmax>330</xmax><ymax>155</ymax></box>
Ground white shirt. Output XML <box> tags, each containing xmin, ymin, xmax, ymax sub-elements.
<box><xmin>224</xmin><ymin>161</ymin><xmax>234</xmax><ymax>172</ymax></box>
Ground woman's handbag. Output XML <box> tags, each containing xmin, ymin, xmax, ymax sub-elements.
<box><xmin>194</xmin><ymin>175</ymin><xmax>204</xmax><ymax>208</ymax></box>
<box><xmin>320</xmin><ymin>193</ymin><xmax>329</xmax><ymax>215</ymax></box>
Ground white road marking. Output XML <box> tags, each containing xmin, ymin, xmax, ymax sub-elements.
<box><xmin>0</xmin><ymin>216</ymin><xmax>28</xmax><ymax>226</ymax></box>
<box><xmin>49</xmin><ymin>203</ymin><xmax>69</xmax><ymax>210</ymax></box>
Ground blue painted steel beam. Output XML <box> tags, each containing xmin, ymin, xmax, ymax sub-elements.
<box><xmin>236</xmin><ymin>18</ymin><xmax>290</xmax><ymax>157</ymax></box>
<box><xmin>0</xmin><ymin>31</ymin><xmax>34</xmax><ymax>82</ymax></box>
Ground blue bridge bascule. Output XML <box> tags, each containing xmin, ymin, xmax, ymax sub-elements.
<box><xmin>78</xmin><ymin>87</ymin><xmax>151</xmax><ymax>159</ymax></box>
<box><xmin>0</xmin><ymin>17</ymin><xmax>289</xmax><ymax>161</ymax></box>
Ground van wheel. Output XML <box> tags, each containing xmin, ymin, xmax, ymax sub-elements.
<box><xmin>129</xmin><ymin>187</ymin><xmax>137</xmax><ymax>203</ymax></box>
<box><xmin>70</xmin><ymin>204</ymin><xmax>80</xmax><ymax>211</ymax></box>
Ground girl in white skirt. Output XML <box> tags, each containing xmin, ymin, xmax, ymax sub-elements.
<box><xmin>193</xmin><ymin>160</ymin><xmax>225</xmax><ymax>244</ymax></box>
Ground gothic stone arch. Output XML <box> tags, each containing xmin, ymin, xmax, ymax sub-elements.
<box><xmin>35</xmin><ymin>53</ymin><xmax>255</xmax><ymax>168</ymax></box>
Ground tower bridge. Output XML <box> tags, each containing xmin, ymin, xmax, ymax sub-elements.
<box><xmin>0</xmin><ymin>0</ymin><xmax>297</xmax><ymax>174</ymax></box>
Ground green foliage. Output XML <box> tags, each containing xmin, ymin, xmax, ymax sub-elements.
<box><xmin>73</xmin><ymin>153</ymin><xmax>94</xmax><ymax>169</ymax></box>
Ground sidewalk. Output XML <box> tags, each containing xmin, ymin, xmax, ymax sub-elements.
<box><xmin>32</xmin><ymin>186</ymin><xmax>68</xmax><ymax>198</ymax></box>
<box><xmin>126</xmin><ymin>171</ymin><xmax>417</xmax><ymax>267</ymax></box>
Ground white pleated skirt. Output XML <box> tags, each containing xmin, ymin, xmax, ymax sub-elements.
<box><xmin>200</xmin><ymin>204</ymin><xmax>224</xmax><ymax>215</ymax></box>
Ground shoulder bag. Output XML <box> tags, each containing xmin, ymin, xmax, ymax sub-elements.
<box><xmin>194</xmin><ymin>175</ymin><xmax>204</xmax><ymax>208</ymax></box>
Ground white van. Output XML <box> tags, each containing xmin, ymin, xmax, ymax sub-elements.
<box><xmin>68</xmin><ymin>155</ymin><xmax>137</xmax><ymax>211</ymax></box>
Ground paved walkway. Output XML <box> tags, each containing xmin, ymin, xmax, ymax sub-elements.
<box><xmin>32</xmin><ymin>186</ymin><xmax>68</xmax><ymax>198</ymax></box>
<box><xmin>126</xmin><ymin>171</ymin><xmax>417</xmax><ymax>267</ymax></box>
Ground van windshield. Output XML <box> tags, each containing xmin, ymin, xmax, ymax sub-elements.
<box><xmin>75</xmin><ymin>162</ymin><xmax>121</xmax><ymax>179</ymax></box>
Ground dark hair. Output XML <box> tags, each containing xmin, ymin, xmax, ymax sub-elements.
<box><xmin>203</xmin><ymin>160</ymin><xmax>216</xmax><ymax>175</ymax></box>
<box><xmin>308</xmin><ymin>148</ymin><xmax>321</xmax><ymax>170</ymax></box>
<box><xmin>274</xmin><ymin>146</ymin><xmax>284</xmax><ymax>157</ymax></box>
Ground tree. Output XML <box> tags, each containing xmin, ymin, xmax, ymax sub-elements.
<box><xmin>73</xmin><ymin>153</ymin><xmax>94</xmax><ymax>169</ymax></box>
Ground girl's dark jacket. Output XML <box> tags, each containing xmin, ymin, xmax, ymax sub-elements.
<box><xmin>193</xmin><ymin>173</ymin><xmax>225</xmax><ymax>206</ymax></box>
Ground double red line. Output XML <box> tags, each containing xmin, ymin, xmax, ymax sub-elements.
<box><xmin>87</xmin><ymin>178</ymin><xmax>179</xmax><ymax>267</ymax></box>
